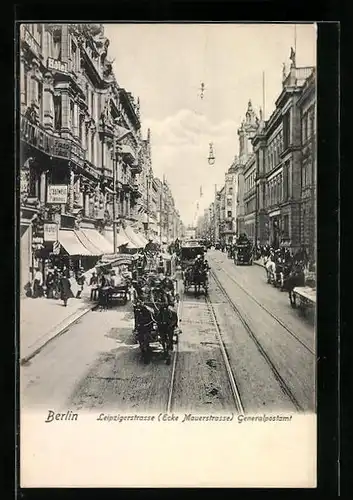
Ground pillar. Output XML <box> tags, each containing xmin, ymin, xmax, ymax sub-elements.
<box><xmin>43</xmin><ymin>73</ymin><xmax>54</xmax><ymax>130</ymax></box>
<box><xmin>73</xmin><ymin>102</ymin><xmax>79</xmax><ymax>138</ymax></box>
<box><xmin>84</xmin><ymin>192</ymin><xmax>90</xmax><ymax>216</ymax></box>
<box><xmin>31</xmin><ymin>59</ymin><xmax>41</xmax><ymax>115</ymax></box>
<box><xmin>87</xmin><ymin>128</ymin><xmax>91</xmax><ymax>163</ymax></box>
<box><xmin>61</xmin><ymin>24</ymin><xmax>69</xmax><ymax>63</ymax></box>
<box><xmin>81</xmin><ymin>120</ymin><xmax>87</xmax><ymax>151</ymax></box>
<box><xmin>40</xmin><ymin>171</ymin><xmax>46</xmax><ymax>204</ymax></box>
<box><xmin>61</xmin><ymin>90</ymin><xmax>70</xmax><ymax>133</ymax></box>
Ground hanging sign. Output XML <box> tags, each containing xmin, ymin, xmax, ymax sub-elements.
<box><xmin>47</xmin><ymin>185</ymin><xmax>68</xmax><ymax>204</ymax></box>
<box><xmin>44</xmin><ymin>223</ymin><xmax>58</xmax><ymax>242</ymax></box>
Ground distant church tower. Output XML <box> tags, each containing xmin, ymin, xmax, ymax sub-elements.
<box><xmin>237</xmin><ymin>100</ymin><xmax>259</xmax><ymax>164</ymax></box>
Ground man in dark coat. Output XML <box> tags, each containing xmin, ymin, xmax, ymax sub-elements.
<box><xmin>59</xmin><ymin>272</ymin><xmax>73</xmax><ymax>307</ymax></box>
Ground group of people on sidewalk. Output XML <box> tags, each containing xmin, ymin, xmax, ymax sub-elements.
<box><xmin>24</xmin><ymin>265</ymin><xmax>88</xmax><ymax>307</ymax></box>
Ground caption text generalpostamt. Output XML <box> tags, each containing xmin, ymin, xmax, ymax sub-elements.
<box><xmin>44</xmin><ymin>410</ymin><xmax>293</xmax><ymax>424</ymax></box>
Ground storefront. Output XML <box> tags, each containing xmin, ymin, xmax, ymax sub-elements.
<box><xmin>56</xmin><ymin>229</ymin><xmax>93</xmax><ymax>272</ymax></box>
<box><xmin>20</xmin><ymin>206</ymin><xmax>38</xmax><ymax>294</ymax></box>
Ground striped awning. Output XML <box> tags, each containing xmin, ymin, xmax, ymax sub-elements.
<box><xmin>121</xmin><ymin>225</ymin><xmax>144</xmax><ymax>248</ymax></box>
<box><xmin>104</xmin><ymin>229</ymin><xmax>131</xmax><ymax>249</ymax></box>
<box><xmin>58</xmin><ymin>230</ymin><xmax>92</xmax><ymax>256</ymax></box>
<box><xmin>78</xmin><ymin>228</ymin><xmax>113</xmax><ymax>255</ymax></box>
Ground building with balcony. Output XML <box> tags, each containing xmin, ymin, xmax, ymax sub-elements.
<box><xmin>252</xmin><ymin>60</ymin><xmax>315</xmax><ymax>251</ymax></box>
<box><xmin>20</xmin><ymin>23</ymin><xmax>148</xmax><ymax>291</ymax></box>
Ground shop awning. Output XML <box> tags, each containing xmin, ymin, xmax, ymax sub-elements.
<box><xmin>58</xmin><ymin>230</ymin><xmax>92</xmax><ymax>256</ymax></box>
<box><xmin>121</xmin><ymin>225</ymin><xmax>144</xmax><ymax>248</ymax></box>
<box><xmin>127</xmin><ymin>226</ymin><xmax>148</xmax><ymax>247</ymax></box>
<box><xmin>79</xmin><ymin>228</ymin><xmax>113</xmax><ymax>255</ymax></box>
<box><xmin>104</xmin><ymin>229</ymin><xmax>132</xmax><ymax>249</ymax></box>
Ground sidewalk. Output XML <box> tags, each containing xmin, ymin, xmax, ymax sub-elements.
<box><xmin>20</xmin><ymin>288</ymin><xmax>96</xmax><ymax>363</ymax></box>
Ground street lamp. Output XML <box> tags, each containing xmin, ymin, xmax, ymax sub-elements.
<box><xmin>208</xmin><ymin>142</ymin><xmax>215</xmax><ymax>165</ymax></box>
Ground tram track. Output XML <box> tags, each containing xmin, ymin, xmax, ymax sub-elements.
<box><xmin>210</xmin><ymin>269</ymin><xmax>304</xmax><ymax>413</ymax></box>
<box><xmin>215</xmin><ymin>265</ymin><xmax>314</xmax><ymax>356</ymax></box>
<box><xmin>166</xmin><ymin>285</ymin><xmax>245</xmax><ymax>414</ymax></box>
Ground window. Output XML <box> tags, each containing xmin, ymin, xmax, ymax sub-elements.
<box><xmin>227</xmin><ymin>211</ymin><xmax>232</xmax><ymax>218</ymax></box>
<box><xmin>71</xmin><ymin>40</ymin><xmax>77</xmax><ymax>72</ymax></box>
<box><xmin>228</xmin><ymin>186</ymin><xmax>233</xmax><ymax>195</ymax></box>
<box><xmin>283</xmin><ymin>110</ymin><xmax>290</xmax><ymax>149</ymax></box>
<box><xmin>283</xmin><ymin>161</ymin><xmax>289</xmax><ymax>200</ymax></box>
<box><xmin>91</xmin><ymin>133</ymin><xmax>95</xmax><ymax>164</ymax></box>
<box><xmin>23</xmin><ymin>69</ymin><xmax>28</xmax><ymax>106</ymax></box>
<box><xmin>79</xmin><ymin>114</ymin><xmax>84</xmax><ymax>143</ymax></box>
<box><xmin>37</xmin><ymin>82</ymin><xmax>43</xmax><ymax>122</ymax></box>
<box><xmin>283</xmin><ymin>215</ymin><xmax>289</xmax><ymax>238</ymax></box>
<box><xmin>53</xmin><ymin>95</ymin><xmax>62</xmax><ymax>130</ymax></box>
<box><xmin>91</xmin><ymin>91</ymin><xmax>94</xmax><ymax>119</ymax></box>
<box><xmin>70</xmin><ymin>100</ymin><xmax>74</xmax><ymax>131</ymax></box>
<box><xmin>52</xmin><ymin>30</ymin><xmax>62</xmax><ymax>59</ymax></box>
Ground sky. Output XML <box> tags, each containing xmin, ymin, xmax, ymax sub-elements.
<box><xmin>104</xmin><ymin>23</ymin><xmax>317</xmax><ymax>226</ymax></box>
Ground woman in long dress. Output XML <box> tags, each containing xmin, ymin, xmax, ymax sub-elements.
<box><xmin>59</xmin><ymin>272</ymin><xmax>73</xmax><ymax>307</ymax></box>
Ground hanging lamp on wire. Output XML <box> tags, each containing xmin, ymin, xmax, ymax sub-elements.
<box><xmin>208</xmin><ymin>142</ymin><xmax>215</xmax><ymax>165</ymax></box>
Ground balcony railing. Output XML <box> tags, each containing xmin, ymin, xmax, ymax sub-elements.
<box><xmin>120</xmin><ymin>144</ymin><xmax>137</xmax><ymax>165</ymax></box>
<box><xmin>130</xmin><ymin>160</ymin><xmax>142</xmax><ymax>174</ymax></box>
<box><xmin>20</xmin><ymin>25</ymin><xmax>42</xmax><ymax>59</ymax></box>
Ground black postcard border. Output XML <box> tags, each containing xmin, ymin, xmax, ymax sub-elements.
<box><xmin>8</xmin><ymin>3</ymin><xmax>344</xmax><ymax>498</ymax></box>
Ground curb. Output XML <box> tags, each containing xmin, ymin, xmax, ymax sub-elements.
<box><xmin>20</xmin><ymin>302</ymin><xmax>96</xmax><ymax>365</ymax></box>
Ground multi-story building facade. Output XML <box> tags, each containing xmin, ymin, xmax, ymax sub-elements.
<box><xmin>297</xmin><ymin>69</ymin><xmax>316</xmax><ymax>260</ymax></box>
<box><xmin>19</xmin><ymin>23</ymin><xmax>152</xmax><ymax>291</ymax></box>
<box><xmin>252</xmin><ymin>61</ymin><xmax>315</xmax><ymax>252</ymax></box>
<box><xmin>242</xmin><ymin>153</ymin><xmax>257</xmax><ymax>242</ymax></box>
<box><xmin>220</xmin><ymin>166</ymin><xmax>237</xmax><ymax>244</ymax></box>
<box><xmin>235</xmin><ymin>100</ymin><xmax>259</xmax><ymax>238</ymax></box>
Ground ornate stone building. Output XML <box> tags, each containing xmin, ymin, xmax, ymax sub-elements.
<box><xmin>297</xmin><ymin>69</ymin><xmax>316</xmax><ymax>260</ymax></box>
<box><xmin>252</xmin><ymin>58</ymin><xmax>315</xmax><ymax>251</ymax></box>
<box><xmin>19</xmin><ymin>23</ymin><xmax>149</xmax><ymax>291</ymax></box>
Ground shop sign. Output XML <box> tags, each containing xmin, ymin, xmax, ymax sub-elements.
<box><xmin>21</xmin><ymin>116</ymin><xmax>71</xmax><ymax>160</ymax></box>
<box><xmin>32</xmin><ymin>236</ymin><xmax>44</xmax><ymax>244</ymax></box>
<box><xmin>20</xmin><ymin>169</ymin><xmax>29</xmax><ymax>194</ymax></box>
<box><xmin>44</xmin><ymin>223</ymin><xmax>58</xmax><ymax>242</ymax></box>
<box><xmin>47</xmin><ymin>57</ymin><xmax>68</xmax><ymax>73</ymax></box>
<box><xmin>47</xmin><ymin>185</ymin><xmax>68</xmax><ymax>204</ymax></box>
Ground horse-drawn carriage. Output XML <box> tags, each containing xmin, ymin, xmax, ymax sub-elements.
<box><xmin>131</xmin><ymin>262</ymin><xmax>180</xmax><ymax>365</ymax></box>
<box><xmin>94</xmin><ymin>254</ymin><xmax>137</xmax><ymax>308</ymax></box>
<box><xmin>179</xmin><ymin>242</ymin><xmax>209</xmax><ymax>296</ymax></box>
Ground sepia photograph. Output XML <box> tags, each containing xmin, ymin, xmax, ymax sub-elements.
<box><xmin>19</xmin><ymin>22</ymin><xmax>317</xmax><ymax>487</ymax></box>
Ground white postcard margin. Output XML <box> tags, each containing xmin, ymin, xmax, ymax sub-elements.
<box><xmin>21</xmin><ymin>411</ymin><xmax>316</xmax><ymax>488</ymax></box>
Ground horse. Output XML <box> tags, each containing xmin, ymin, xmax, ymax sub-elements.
<box><xmin>134</xmin><ymin>300</ymin><xmax>156</xmax><ymax>364</ymax></box>
<box><xmin>134</xmin><ymin>287</ymin><xmax>177</xmax><ymax>365</ymax></box>
<box><xmin>264</xmin><ymin>256</ymin><xmax>276</xmax><ymax>284</ymax></box>
<box><xmin>284</xmin><ymin>262</ymin><xmax>306</xmax><ymax>306</ymax></box>
<box><xmin>192</xmin><ymin>265</ymin><xmax>208</xmax><ymax>297</ymax></box>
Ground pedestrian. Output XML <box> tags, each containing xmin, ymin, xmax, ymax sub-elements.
<box><xmin>59</xmin><ymin>272</ymin><xmax>73</xmax><ymax>307</ymax></box>
<box><xmin>32</xmin><ymin>267</ymin><xmax>43</xmax><ymax>298</ymax></box>
<box><xmin>89</xmin><ymin>271</ymin><xmax>98</xmax><ymax>286</ymax></box>
<box><xmin>76</xmin><ymin>270</ymin><xmax>86</xmax><ymax>299</ymax></box>
<box><xmin>45</xmin><ymin>269</ymin><xmax>55</xmax><ymax>299</ymax></box>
